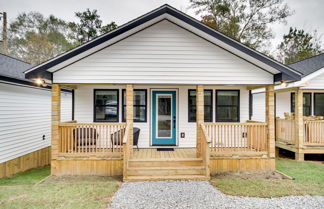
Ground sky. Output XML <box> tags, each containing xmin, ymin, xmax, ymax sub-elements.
<box><xmin>1</xmin><ymin>0</ymin><xmax>323</xmax><ymax>53</ymax></box>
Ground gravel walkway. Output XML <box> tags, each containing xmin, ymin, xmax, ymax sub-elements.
<box><xmin>109</xmin><ymin>181</ymin><xmax>324</xmax><ymax>209</ymax></box>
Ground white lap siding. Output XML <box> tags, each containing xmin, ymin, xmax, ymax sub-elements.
<box><xmin>53</xmin><ymin>20</ymin><xmax>273</xmax><ymax>85</ymax></box>
<box><xmin>74</xmin><ymin>85</ymin><xmax>250</xmax><ymax>148</ymax></box>
<box><xmin>0</xmin><ymin>83</ymin><xmax>72</xmax><ymax>163</ymax></box>
<box><xmin>251</xmin><ymin>92</ymin><xmax>265</xmax><ymax>122</ymax></box>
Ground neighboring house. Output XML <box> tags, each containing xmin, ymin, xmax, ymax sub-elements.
<box><xmin>25</xmin><ymin>5</ymin><xmax>301</xmax><ymax>181</ymax></box>
<box><xmin>252</xmin><ymin>53</ymin><xmax>324</xmax><ymax>161</ymax></box>
<box><xmin>0</xmin><ymin>53</ymin><xmax>73</xmax><ymax>178</ymax></box>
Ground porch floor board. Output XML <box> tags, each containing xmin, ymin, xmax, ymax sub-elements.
<box><xmin>133</xmin><ymin>148</ymin><xmax>196</xmax><ymax>159</ymax></box>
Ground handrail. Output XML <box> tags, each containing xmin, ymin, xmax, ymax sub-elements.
<box><xmin>204</xmin><ymin>122</ymin><xmax>267</xmax><ymax>126</ymax></box>
<box><xmin>201</xmin><ymin>124</ymin><xmax>211</xmax><ymax>143</ymax></box>
<box><xmin>59</xmin><ymin>122</ymin><xmax>126</xmax><ymax>126</ymax></box>
<box><xmin>122</xmin><ymin>124</ymin><xmax>131</xmax><ymax>144</ymax></box>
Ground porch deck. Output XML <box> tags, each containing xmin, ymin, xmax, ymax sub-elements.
<box><xmin>132</xmin><ymin>148</ymin><xmax>196</xmax><ymax>159</ymax></box>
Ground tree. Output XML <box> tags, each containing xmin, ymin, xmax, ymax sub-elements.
<box><xmin>189</xmin><ymin>0</ymin><xmax>293</xmax><ymax>50</ymax></box>
<box><xmin>74</xmin><ymin>9</ymin><xmax>117</xmax><ymax>44</ymax></box>
<box><xmin>277</xmin><ymin>27</ymin><xmax>322</xmax><ymax>64</ymax></box>
<box><xmin>9</xmin><ymin>12</ymin><xmax>78</xmax><ymax>64</ymax></box>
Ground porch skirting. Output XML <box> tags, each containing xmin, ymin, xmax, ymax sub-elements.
<box><xmin>50</xmin><ymin>157</ymin><xmax>274</xmax><ymax>177</ymax></box>
<box><xmin>0</xmin><ymin>146</ymin><xmax>51</xmax><ymax>178</ymax></box>
<box><xmin>51</xmin><ymin>159</ymin><xmax>123</xmax><ymax>176</ymax></box>
<box><xmin>209</xmin><ymin>157</ymin><xmax>275</xmax><ymax>175</ymax></box>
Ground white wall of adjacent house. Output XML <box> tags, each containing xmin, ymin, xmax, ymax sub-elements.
<box><xmin>74</xmin><ymin>85</ymin><xmax>250</xmax><ymax>148</ymax></box>
<box><xmin>53</xmin><ymin>20</ymin><xmax>274</xmax><ymax>85</ymax></box>
<box><xmin>0</xmin><ymin>82</ymin><xmax>72</xmax><ymax>163</ymax></box>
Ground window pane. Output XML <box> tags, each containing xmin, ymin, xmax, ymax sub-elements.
<box><xmin>189</xmin><ymin>105</ymin><xmax>196</xmax><ymax>122</ymax></box>
<box><xmin>217</xmin><ymin>107</ymin><xmax>238</xmax><ymax>122</ymax></box>
<box><xmin>204</xmin><ymin>91</ymin><xmax>212</xmax><ymax>105</ymax></box>
<box><xmin>134</xmin><ymin>106</ymin><xmax>146</xmax><ymax>122</ymax></box>
<box><xmin>204</xmin><ymin>106</ymin><xmax>212</xmax><ymax>122</ymax></box>
<box><xmin>95</xmin><ymin>90</ymin><xmax>117</xmax><ymax>106</ymax></box>
<box><xmin>95</xmin><ymin>106</ymin><xmax>118</xmax><ymax>122</ymax></box>
<box><xmin>292</xmin><ymin>93</ymin><xmax>312</xmax><ymax>116</ymax></box>
<box><xmin>158</xmin><ymin>96</ymin><xmax>172</xmax><ymax>137</ymax></box>
<box><xmin>134</xmin><ymin>91</ymin><xmax>146</xmax><ymax>105</ymax></box>
<box><xmin>217</xmin><ymin>91</ymin><xmax>238</xmax><ymax>106</ymax></box>
<box><xmin>189</xmin><ymin>91</ymin><xmax>196</xmax><ymax>106</ymax></box>
<box><xmin>315</xmin><ymin>94</ymin><xmax>324</xmax><ymax>116</ymax></box>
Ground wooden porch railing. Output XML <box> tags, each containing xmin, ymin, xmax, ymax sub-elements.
<box><xmin>304</xmin><ymin>120</ymin><xmax>324</xmax><ymax>145</ymax></box>
<box><xmin>276</xmin><ymin>118</ymin><xmax>296</xmax><ymax>144</ymax></box>
<box><xmin>204</xmin><ymin>123</ymin><xmax>268</xmax><ymax>152</ymax></box>
<box><xmin>200</xmin><ymin>124</ymin><xmax>211</xmax><ymax>178</ymax></box>
<box><xmin>58</xmin><ymin>122</ymin><xmax>127</xmax><ymax>154</ymax></box>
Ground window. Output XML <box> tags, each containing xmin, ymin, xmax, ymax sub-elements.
<box><xmin>122</xmin><ymin>89</ymin><xmax>147</xmax><ymax>122</ymax></box>
<box><xmin>94</xmin><ymin>90</ymin><xmax>119</xmax><ymax>122</ymax></box>
<box><xmin>216</xmin><ymin>90</ymin><xmax>239</xmax><ymax>122</ymax></box>
<box><xmin>314</xmin><ymin>93</ymin><xmax>324</xmax><ymax>116</ymax></box>
<box><xmin>188</xmin><ymin>90</ymin><xmax>213</xmax><ymax>122</ymax></box>
<box><xmin>291</xmin><ymin>92</ymin><xmax>311</xmax><ymax>116</ymax></box>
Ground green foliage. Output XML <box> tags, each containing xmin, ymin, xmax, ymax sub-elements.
<box><xmin>74</xmin><ymin>9</ymin><xmax>117</xmax><ymax>44</ymax></box>
<box><xmin>189</xmin><ymin>0</ymin><xmax>293</xmax><ymax>50</ymax></box>
<box><xmin>8</xmin><ymin>9</ymin><xmax>117</xmax><ymax>64</ymax></box>
<box><xmin>277</xmin><ymin>27</ymin><xmax>322</xmax><ymax>64</ymax></box>
<box><xmin>9</xmin><ymin>12</ymin><xmax>78</xmax><ymax>64</ymax></box>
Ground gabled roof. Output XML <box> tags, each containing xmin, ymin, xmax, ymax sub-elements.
<box><xmin>289</xmin><ymin>53</ymin><xmax>324</xmax><ymax>77</ymax></box>
<box><xmin>0</xmin><ymin>53</ymin><xmax>31</xmax><ymax>80</ymax></box>
<box><xmin>25</xmin><ymin>4</ymin><xmax>302</xmax><ymax>82</ymax></box>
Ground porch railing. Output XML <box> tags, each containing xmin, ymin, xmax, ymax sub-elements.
<box><xmin>276</xmin><ymin>118</ymin><xmax>324</xmax><ymax>146</ymax></box>
<box><xmin>200</xmin><ymin>124</ymin><xmax>211</xmax><ymax>177</ymax></box>
<box><xmin>204</xmin><ymin>122</ymin><xmax>268</xmax><ymax>152</ymax></box>
<box><xmin>304</xmin><ymin>120</ymin><xmax>324</xmax><ymax>145</ymax></box>
<box><xmin>58</xmin><ymin>122</ymin><xmax>127</xmax><ymax>154</ymax></box>
<box><xmin>276</xmin><ymin>118</ymin><xmax>296</xmax><ymax>144</ymax></box>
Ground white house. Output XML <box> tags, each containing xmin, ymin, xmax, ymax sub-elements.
<box><xmin>252</xmin><ymin>53</ymin><xmax>324</xmax><ymax>160</ymax></box>
<box><xmin>25</xmin><ymin>5</ymin><xmax>301</xmax><ymax>181</ymax></box>
<box><xmin>0</xmin><ymin>53</ymin><xmax>73</xmax><ymax>177</ymax></box>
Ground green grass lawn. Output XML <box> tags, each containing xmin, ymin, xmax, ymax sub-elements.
<box><xmin>0</xmin><ymin>166</ymin><xmax>120</xmax><ymax>209</ymax></box>
<box><xmin>211</xmin><ymin>158</ymin><xmax>324</xmax><ymax>197</ymax></box>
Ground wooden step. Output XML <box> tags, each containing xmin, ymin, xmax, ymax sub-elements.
<box><xmin>128</xmin><ymin>158</ymin><xmax>203</xmax><ymax>167</ymax></box>
<box><xmin>127</xmin><ymin>166</ymin><xmax>205</xmax><ymax>176</ymax></box>
<box><xmin>124</xmin><ymin>174</ymin><xmax>209</xmax><ymax>182</ymax></box>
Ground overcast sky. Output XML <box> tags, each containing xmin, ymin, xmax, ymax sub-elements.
<box><xmin>2</xmin><ymin>0</ymin><xmax>323</xmax><ymax>53</ymax></box>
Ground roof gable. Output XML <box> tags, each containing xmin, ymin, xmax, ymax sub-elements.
<box><xmin>25</xmin><ymin>4</ymin><xmax>301</xmax><ymax>82</ymax></box>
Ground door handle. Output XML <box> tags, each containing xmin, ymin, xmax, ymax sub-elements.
<box><xmin>173</xmin><ymin>116</ymin><xmax>176</xmax><ymax>129</ymax></box>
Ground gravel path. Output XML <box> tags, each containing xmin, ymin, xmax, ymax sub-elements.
<box><xmin>109</xmin><ymin>181</ymin><xmax>324</xmax><ymax>209</ymax></box>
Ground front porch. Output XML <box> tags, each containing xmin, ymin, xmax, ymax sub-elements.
<box><xmin>51</xmin><ymin>84</ymin><xmax>275</xmax><ymax>181</ymax></box>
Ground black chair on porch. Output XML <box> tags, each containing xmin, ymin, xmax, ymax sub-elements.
<box><xmin>111</xmin><ymin>127</ymin><xmax>140</xmax><ymax>150</ymax></box>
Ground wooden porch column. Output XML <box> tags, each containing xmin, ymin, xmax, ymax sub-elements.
<box><xmin>265</xmin><ymin>85</ymin><xmax>275</xmax><ymax>159</ymax></box>
<box><xmin>51</xmin><ymin>84</ymin><xmax>61</xmax><ymax>162</ymax></box>
<box><xmin>126</xmin><ymin>84</ymin><xmax>134</xmax><ymax>156</ymax></box>
<box><xmin>295</xmin><ymin>89</ymin><xmax>304</xmax><ymax>161</ymax></box>
<box><xmin>196</xmin><ymin>85</ymin><xmax>204</xmax><ymax>158</ymax></box>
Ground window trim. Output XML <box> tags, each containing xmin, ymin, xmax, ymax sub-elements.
<box><xmin>122</xmin><ymin>89</ymin><xmax>147</xmax><ymax>123</ymax></box>
<box><xmin>188</xmin><ymin>89</ymin><xmax>213</xmax><ymax>123</ymax></box>
<box><xmin>314</xmin><ymin>93</ymin><xmax>324</xmax><ymax>116</ymax></box>
<box><xmin>93</xmin><ymin>89</ymin><xmax>119</xmax><ymax>122</ymax></box>
<box><xmin>291</xmin><ymin>92</ymin><xmax>312</xmax><ymax>116</ymax></box>
<box><xmin>215</xmin><ymin>89</ymin><xmax>240</xmax><ymax>122</ymax></box>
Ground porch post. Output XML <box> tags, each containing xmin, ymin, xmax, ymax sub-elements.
<box><xmin>295</xmin><ymin>89</ymin><xmax>304</xmax><ymax>161</ymax></box>
<box><xmin>265</xmin><ymin>85</ymin><xmax>275</xmax><ymax>159</ymax></box>
<box><xmin>196</xmin><ymin>85</ymin><xmax>204</xmax><ymax>158</ymax></box>
<box><xmin>126</xmin><ymin>84</ymin><xmax>134</xmax><ymax>156</ymax></box>
<box><xmin>51</xmin><ymin>84</ymin><xmax>61</xmax><ymax>164</ymax></box>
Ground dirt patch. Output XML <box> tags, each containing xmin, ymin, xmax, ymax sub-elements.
<box><xmin>212</xmin><ymin>171</ymin><xmax>288</xmax><ymax>180</ymax></box>
<box><xmin>41</xmin><ymin>175</ymin><xmax>122</xmax><ymax>184</ymax></box>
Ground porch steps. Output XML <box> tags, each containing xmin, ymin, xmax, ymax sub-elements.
<box><xmin>124</xmin><ymin>158</ymin><xmax>209</xmax><ymax>181</ymax></box>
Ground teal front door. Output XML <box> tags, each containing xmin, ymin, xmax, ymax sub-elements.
<box><xmin>152</xmin><ymin>90</ymin><xmax>177</xmax><ymax>146</ymax></box>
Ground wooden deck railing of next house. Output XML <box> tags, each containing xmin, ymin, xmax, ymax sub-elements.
<box><xmin>276</xmin><ymin>118</ymin><xmax>296</xmax><ymax>145</ymax></box>
<box><xmin>204</xmin><ymin>122</ymin><xmax>268</xmax><ymax>155</ymax></box>
<box><xmin>58</xmin><ymin>122</ymin><xmax>127</xmax><ymax>156</ymax></box>
<box><xmin>304</xmin><ymin>120</ymin><xmax>324</xmax><ymax>145</ymax></box>
<box><xmin>200</xmin><ymin>124</ymin><xmax>211</xmax><ymax>178</ymax></box>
